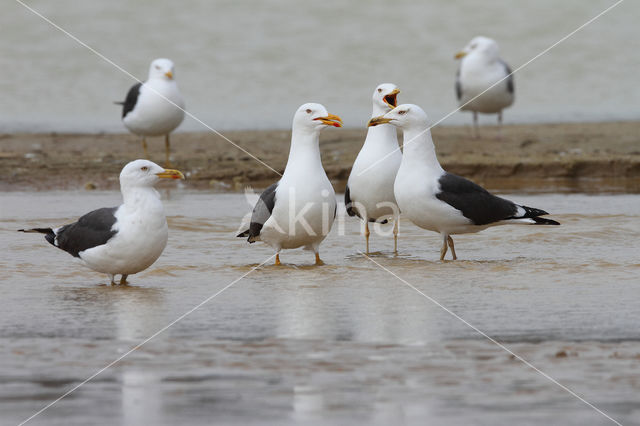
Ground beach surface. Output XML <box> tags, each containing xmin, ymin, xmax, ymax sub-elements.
<box><xmin>2</xmin><ymin>121</ymin><xmax>639</xmax><ymax>193</ymax></box>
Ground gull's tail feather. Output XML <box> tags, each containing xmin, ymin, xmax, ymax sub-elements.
<box><xmin>531</xmin><ymin>216</ymin><xmax>561</xmax><ymax>226</ymax></box>
<box><xmin>236</xmin><ymin>229</ymin><xmax>258</xmax><ymax>243</ymax></box>
<box><xmin>19</xmin><ymin>227</ymin><xmax>56</xmax><ymax>244</ymax></box>
<box><xmin>517</xmin><ymin>205</ymin><xmax>560</xmax><ymax>225</ymax></box>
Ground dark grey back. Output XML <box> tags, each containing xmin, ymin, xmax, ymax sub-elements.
<box><xmin>121</xmin><ymin>82</ymin><xmax>143</xmax><ymax>118</ymax></box>
<box><xmin>247</xmin><ymin>183</ymin><xmax>278</xmax><ymax>240</ymax></box>
<box><xmin>436</xmin><ymin>173</ymin><xmax>516</xmax><ymax>225</ymax></box>
<box><xmin>55</xmin><ymin>207</ymin><xmax>119</xmax><ymax>257</ymax></box>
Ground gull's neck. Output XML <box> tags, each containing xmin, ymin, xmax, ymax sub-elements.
<box><xmin>282</xmin><ymin>126</ymin><xmax>324</xmax><ymax>179</ymax></box>
<box><xmin>400</xmin><ymin>125</ymin><xmax>444</xmax><ymax>175</ymax></box>
<box><xmin>365</xmin><ymin>105</ymin><xmax>398</xmax><ymax>151</ymax></box>
<box><xmin>121</xmin><ymin>185</ymin><xmax>163</xmax><ymax>212</ymax></box>
<box><xmin>466</xmin><ymin>51</ymin><xmax>499</xmax><ymax>67</ymax></box>
<box><xmin>371</xmin><ymin>103</ymin><xmax>391</xmax><ymax>118</ymax></box>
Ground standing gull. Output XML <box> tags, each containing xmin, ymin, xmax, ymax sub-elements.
<box><xmin>117</xmin><ymin>58</ymin><xmax>185</xmax><ymax>166</ymax></box>
<box><xmin>345</xmin><ymin>83</ymin><xmax>402</xmax><ymax>254</ymax></box>
<box><xmin>19</xmin><ymin>160</ymin><xmax>185</xmax><ymax>284</ymax></box>
<box><xmin>237</xmin><ymin>103</ymin><xmax>342</xmax><ymax>266</ymax></box>
<box><xmin>455</xmin><ymin>36</ymin><xmax>514</xmax><ymax>138</ymax></box>
<box><xmin>369</xmin><ymin>104</ymin><xmax>558</xmax><ymax>260</ymax></box>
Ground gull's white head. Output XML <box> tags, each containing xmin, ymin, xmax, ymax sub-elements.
<box><xmin>119</xmin><ymin>159</ymin><xmax>185</xmax><ymax>188</ymax></box>
<box><xmin>148</xmin><ymin>58</ymin><xmax>177</xmax><ymax>81</ymax></box>
<box><xmin>455</xmin><ymin>36</ymin><xmax>500</xmax><ymax>61</ymax></box>
<box><xmin>368</xmin><ymin>103</ymin><xmax>429</xmax><ymax>130</ymax></box>
<box><xmin>372</xmin><ymin>83</ymin><xmax>400</xmax><ymax>112</ymax></box>
<box><xmin>292</xmin><ymin>103</ymin><xmax>343</xmax><ymax>132</ymax></box>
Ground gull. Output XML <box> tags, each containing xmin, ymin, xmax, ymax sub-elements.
<box><xmin>237</xmin><ymin>103</ymin><xmax>342</xmax><ymax>266</ymax></box>
<box><xmin>369</xmin><ymin>104</ymin><xmax>559</xmax><ymax>260</ymax></box>
<box><xmin>455</xmin><ymin>36</ymin><xmax>514</xmax><ymax>138</ymax></box>
<box><xmin>19</xmin><ymin>160</ymin><xmax>185</xmax><ymax>284</ymax></box>
<box><xmin>345</xmin><ymin>83</ymin><xmax>402</xmax><ymax>254</ymax></box>
<box><xmin>117</xmin><ymin>58</ymin><xmax>185</xmax><ymax>166</ymax></box>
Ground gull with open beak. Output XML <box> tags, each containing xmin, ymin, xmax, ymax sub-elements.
<box><xmin>345</xmin><ymin>83</ymin><xmax>402</xmax><ymax>254</ymax></box>
<box><xmin>238</xmin><ymin>103</ymin><xmax>341</xmax><ymax>266</ymax></box>
<box><xmin>19</xmin><ymin>160</ymin><xmax>185</xmax><ymax>285</ymax></box>
<box><xmin>117</xmin><ymin>58</ymin><xmax>185</xmax><ymax>166</ymax></box>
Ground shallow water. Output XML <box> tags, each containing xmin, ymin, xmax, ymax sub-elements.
<box><xmin>1</xmin><ymin>0</ymin><xmax>638</xmax><ymax>133</ymax></box>
<box><xmin>1</xmin><ymin>190</ymin><xmax>640</xmax><ymax>425</ymax></box>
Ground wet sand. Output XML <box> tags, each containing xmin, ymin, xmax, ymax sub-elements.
<box><xmin>1</xmin><ymin>121</ymin><xmax>640</xmax><ymax>192</ymax></box>
<box><xmin>2</xmin><ymin>191</ymin><xmax>640</xmax><ymax>425</ymax></box>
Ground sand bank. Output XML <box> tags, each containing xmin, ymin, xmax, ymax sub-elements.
<box><xmin>1</xmin><ymin>121</ymin><xmax>639</xmax><ymax>192</ymax></box>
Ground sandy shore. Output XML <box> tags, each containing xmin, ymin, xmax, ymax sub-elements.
<box><xmin>1</xmin><ymin>121</ymin><xmax>639</xmax><ymax>192</ymax></box>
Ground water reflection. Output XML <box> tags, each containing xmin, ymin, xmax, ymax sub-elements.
<box><xmin>262</xmin><ymin>263</ymin><xmax>442</xmax><ymax>345</ymax></box>
<box><xmin>292</xmin><ymin>385</ymin><xmax>324</xmax><ymax>421</ymax></box>
<box><xmin>122</xmin><ymin>369</ymin><xmax>163</xmax><ymax>426</ymax></box>
<box><xmin>56</xmin><ymin>285</ymin><xmax>168</xmax><ymax>425</ymax></box>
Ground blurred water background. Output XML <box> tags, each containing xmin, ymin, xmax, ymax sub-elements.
<box><xmin>1</xmin><ymin>0</ymin><xmax>638</xmax><ymax>133</ymax></box>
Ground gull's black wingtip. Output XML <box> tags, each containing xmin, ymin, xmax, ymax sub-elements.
<box><xmin>237</xmin><ymin>230</ymin><xmax>250</xmax><ymax>238</ymax></box>
<box><xmin>19</xmin><ymin>227</ymin><xmax>54</xmax><ymax>234</ymax></box>
<box><xmin>19</xmin><ymin>227</ymin><xmax>56</xmax><ymax>245</ymax></box>
<box><xmin>532</xmin><ymin>217</ymin><xmax>560</xmax><ymax>225</ymax></box>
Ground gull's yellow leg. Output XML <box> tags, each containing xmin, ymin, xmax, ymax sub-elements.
<box><xmin>315</xmin><ymin>252</ymin><xmax>324</xmax><ymax>266</ymax></box>
<box><xmin>447</xmin><ymin>236</ymin><xmax>457</xmax><ymax>260</ymax></box>
<box><xmin>164</xmin><ymin>134</ymin><xmax>172</xmax><ymax>168</ymax></box>
<box><xmin>120</xmin><ymin>274</ymin><xmax>129</xmax><ymax>285</ymax></box>
<box><xmin>141</xmin><ymin>137</ymin><xmax>149</xmax><ymax>159</ymax></box>
<box><xmin>473</xmin><ymin>112</ymin><xmax>479</xmax><ymax>139</ymax></box>
<box><xmin>109</xmin><ymin>274</ymin><xmax>116</xmax><ymax>285</ymax></box>
<box><xmin>393</xmin><ymin>218</ymin><xmax>399</xmax><ymax>254</ymax></box>
<box><xmin>365</xmin><ymin>221</ymin><xmax>370</xmax><ymax>254</ymax></box>
<box><xmin>275</xmin><ymin>253</ymin><xmax>281</xmax><ymax>266</ymax></box>
<box><xmin>440</xmin><ymin>235</ymin><xmax>448</xmax><ymax>261</ymax></box>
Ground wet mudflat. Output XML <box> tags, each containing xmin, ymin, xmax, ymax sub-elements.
<box><xmin>1</xmin><ymin>190</ymin><xmax>639</xmax><ymax>425</ymax></box>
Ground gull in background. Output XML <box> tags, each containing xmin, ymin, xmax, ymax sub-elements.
<box><xmin>455</xmin><ymin>36</ymin><xmax>514</xmax><ymax>138</ymax></box>
<box><xmin>117</xmin><ymin>58</ymin><xmax>185</xmax><ymax>167</ymax></box>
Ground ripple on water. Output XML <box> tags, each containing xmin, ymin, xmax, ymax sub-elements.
<box><xmin>2</xmin><ymin>192</ymin><xmax>640</xmax><ymax>425</ymax></box>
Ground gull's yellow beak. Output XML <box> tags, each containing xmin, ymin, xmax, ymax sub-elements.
<box><xmin>165</xmin><ymin>71</ymin><xmax>174</xmax><ymax>79</ymax></box>
<box><xmin>156</xmin><ymin>169</ymin><xmax>185</xmax><ymax>180</ymax></box>
<box><xmin>383</xmin><ymin>89</ymin><xmax>400</xmax><ymax>109</ymax></box>
<box><xmin>314</xmin><ymin>113</ymin><xmax>343</xmax><ymax>127</ymax></box>
<box><xmin>454</xmin><ymin>51</ymin><xmax>467</xmax><ymax>59</ymax></box>
<box><xmin>368</xmin><ymin>116</ymin><xmax>392</xmax><ymax>127</ymax></box>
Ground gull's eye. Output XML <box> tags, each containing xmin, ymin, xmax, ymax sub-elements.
<box><xmin>306</xmin><ymin>109</ymin><xmax>312</xmax><ymax>114</ymax></box>
<box><xmin>141</xmin><ymin>166</ymin><xmax>148</xmax><ymax>171</ymax></box>
<box><xmin>471</xmin><ymin>43</ymin><xmax>478</xmax><ymax>49</ymax></box>
<box><xmin>154</xmin><ymin>65</ymin><xmax>161</xmax><ymax>69</ymax></box>
<box><xmin>398</xmin><ymin>110</ymin><xmax>407</xmax><ymax>115</ymax></box>
<box><xmin>377</xmin><ymin>88</ymin><xmax>382</xmax><ymax>93</ymax></box>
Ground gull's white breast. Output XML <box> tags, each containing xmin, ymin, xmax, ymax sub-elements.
<box><xmin>123</xmin><ymin>80</ymin><xmax>185</xmax><ymax>136</ymax></box>
<box><xmin>79</xmin><ymin>201</ymin><xmax>168</xmax><ymax>275</ymax></box>
<box><xmin>260</xmin><ymin>172</ymin><xmax>336</xmax><ymax>251</ymax></box>
<box><xmin>459</xmin><ymin>57</ymin><xmax>513</xmax><ymax>113</ymax></box>
<box><xmin>348</xmin><ymin>126</ymin><xmax>401</xmax><ymax>220</ymax></box>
